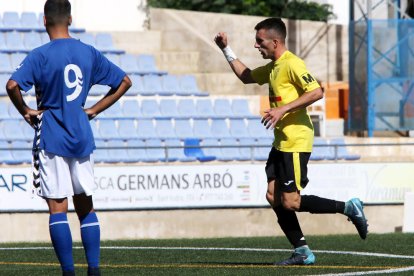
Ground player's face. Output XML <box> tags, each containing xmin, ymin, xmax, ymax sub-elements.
<box><xmin>254</xmin><ymin>29</ymin><xmax>277</xmax><ymax>60</ymax></box>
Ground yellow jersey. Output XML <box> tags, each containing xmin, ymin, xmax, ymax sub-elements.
<box><xmin>251</xmin><ymin>50</ymin><xmax>320</xmax><ymax>152</ymax></box>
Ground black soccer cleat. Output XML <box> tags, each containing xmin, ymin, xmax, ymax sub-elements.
<box><xmin>345</xmin><ymin>198</ymin><xmax>368</xmax><ymax>239</ymax></box>
<box><xmin>274</xmin><ymin>250</ymin><xmax>315</xmax><ymax>266</ymax></box>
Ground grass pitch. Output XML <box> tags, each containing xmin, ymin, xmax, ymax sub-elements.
<box><xmin>0</xmin><ymin>233</ymin><xmax>413</xmax><ymax>275</ymax></box>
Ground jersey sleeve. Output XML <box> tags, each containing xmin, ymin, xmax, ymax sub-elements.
<box><xmin>10</xmin><ymin>51</ymin><xmax>41</xmax><ymax>92</ymax></box>
<box><xmin>92</xmin><ymin>48</ymin><xmax>126</xmax><ymax>88</ymax></box>
<box><xmin>287</xmin><ymin>59</ymin><xmax>320</xmax><ymax>93</ymax></box>
<box><xmin>251</xmin><ymin>61</ymin><xmax>273</xmax><ymax>85</ymax></box>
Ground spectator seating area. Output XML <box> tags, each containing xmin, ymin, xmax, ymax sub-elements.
<box><xmin>0</xmin><ymin>11</ymin><xmax>359</xmax><ymax>165</ymax></box>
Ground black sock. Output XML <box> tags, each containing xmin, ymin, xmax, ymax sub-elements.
<box><xmin>299</xmin><ymin>195</ymin><xmax>345</xmax><ymax>214</ymax></box>
<box><xmin>274</xmin><ymin>205</ymin><xmax>307</xmax><ymax>248</ymax></box>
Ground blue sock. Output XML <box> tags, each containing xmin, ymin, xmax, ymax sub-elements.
<box><xmin>80</xmin><ymin>212</ymin><xmax>100</xmax><ymax>268</ymax></box>
<box><xmin>49</xmin><ymin>213</ymin><xmax>74</xmax><ymax>272</ymax></box>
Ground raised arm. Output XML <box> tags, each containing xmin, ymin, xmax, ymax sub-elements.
<box><xmin>214</xmin><ymin>32</ymin><xmax>256</xmax><ymax>84</ymax></box>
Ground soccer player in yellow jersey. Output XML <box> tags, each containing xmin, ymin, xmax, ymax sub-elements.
<box><xmin>215</xmin><ymin>18</ymin><xmax>368</xmax><ymax>265</ymax></box>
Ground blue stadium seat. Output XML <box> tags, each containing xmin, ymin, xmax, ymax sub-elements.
<box><xmin>107</xmin><ymin>139</ymin><xmax>127</xmax><ymax>163</ymax></box>
<box><xmin>183</xmin><ymin>138</ymin><xmax>215</xmax><ymax>162</ymax></box>
<box><xmin>136</xmin><ymin>119</ymin><xmax>158</xmax><ymax>139</ymax></box>
<box><xmin>220</xmin><ymin>138</ymin><xmax>244</xmax><ymax>161</ymax></box>
<box><xmin>89</xmin><ymin>84</ymin><xmax>108</xmax><ymax>96</ymax></box>
<box><xmin>231</xmin><ymin>99</ymin><xmax>259</xmax><ymax>119</ymax></box>
<box><xmin>155</xmin><ymin>119</ymin><xmax>177</xmax><ymax>139</ymax></box>
<box><xmin>137</xmin><ymin>54</ymin><xmax>167</xmax><ymax>75</ymax></box>
<box><xmin>238</xmin><ymin>137</ymin><xmax>255</xmax><ymax>161</ymax></box>
<box><xmin>126</xmin><ymin>139</ymin><xmax>146</xmax><ymax>163</ymax></box>
<box><xmin>85</xmin><ymin>99</ymin><xmax>98</xmax><ymax>110</ymax></box>
<box><xmin>90</xmin><ymin>120</ymin><xmax>100</xmax><ymax>139</ymax></box>
<box><xmin>159</xmin><ymin>99</ymin><xmax>179</xmax><ymax>118</ymax></box>
<box><xmin>27</xmin><ymin>99</ymin><xmax>37</xmax><ymax>109</ymax></box>
<box><xmin>174</xmin><ymin>119</ymin><xmax>194</xmax><ymax>139</ymax></box>
<box><xmin>0</xmin><ymin>33</ymin><xmax>8</xmax><ymax>52</ymax></box>
<box><xmin>161</xmin><ymin>75</ymin><xmax>181</xmax><ymax>95</ymax></box>
<box><xmin>310</xmin><ymin>137</ymin><xmax>334</xmax><ymax>161</ymax></box>
<box><xmin>101</xmin><ymin>101</ymin><xmax>123</xmax><ymax>118</ymax></box>
<box><xmin>178</xmin><ymin>75</ymin><xmax>208</xmax><ymax>96</ymax></box>
<box><xmin>214</xmin><ymin>98</ymin><xmax>234</xmax><ymax>118</ymax></box>
<box><xmin>0</xmin><ymin>101</ymin><xmax>10</xmax><ymax>119</ymax></box>
<box><xmin>104</xmin><ymin>53</ymin><xmax>121</xmax><ymax>67</ymax></box>
<box><xmin>2</xmin><ymin>119</ymin><xmax>26</xmax><ymax>140</ymax></box>
<box><xmin>0</xmin><ymin>75</ymin><xmax>8</xmax><ymax>95</ymax></box>
<box><xmin>122</xmin><ymin>99</ymin><xmax>142</xmax><ymax>118</ymax></box>
<box><xmin>23</xmin><ymin>32</ymin><xmax>42</xmax><ymax>50</ymax></box>
<box><xmin>254</xmin><ymin>138</ymin><xmax>272</xmax><ymax>161</ymax></box>
<box><xmin>247</xmin><ymin>118</ymin><xmax>273</xmax><ymax>138</ymax></box>
<box><xmin>0</xmin><ymin>140</ymin><xmax>17</xmax><ymax>164</ymax></box>
<box><xmin>98</xmin><ymin>119</ymin><xmax>119</xmax><ymax>139</ymax></box>
<box><xmin>119</xmin><ymin>54</ymin><xmax>139</xmax><ymax>74</ymax></box>
<box><xmin>0</xmin><ymin>54</ymin><xmax>13</xmax><ymax>72</ymax></box>
<box><xmin>6</xmin><ymin>32</ymin><xmax>26</xmax><ymax>53</ymax></box>
<box><xmin>229</xmin><ymin>119</ymin><xmax>250</xmax><ymax>138</ymax></box>
<box><xmin>8</xmin><ymin>102</ymin><xmax>21</xmax><ymax>118</ymax></box>
<box><xmin>93</xmin><ymin>139</ymin><xmax>108</xmax><ymax>163</ymax></box>
<box><xmin>40</xmin><ymin>32</ymin><xmax>50</xmax><ymax>44</ymax></box>
<box><xmin>210</xmin><ymin>119</ymin><xmax>231</xmax><ymax>138</ymax></box>
<box><xmin>195</xmin><ymin>99</ymin><xmax>215</xmax><ymax>118</ymax></box>
<box><xmin>126</xmin><ymin>75</ymin><xmax>142</xmax><ymax>96</ymax></box>
<box><xmin>95</xmin><ymin>33</ymin><xmax>124</xmax><ymax>54</ymax></box>
<box><xmin>145</xmin><ymin>139</ymin><xmax>166</xmax><ymax>162</ymax></box>
<box><xmin>76</xmin><ymin>32</ymin><xmax>95</xmax><ymax>47</ymax></box>
<box><xmin>11</xmin><ymin>53</ymin><xmax>26</xmax><ymax>69</ymax></box>
<box><xmin>192</xmin><ymin>119</ymin><xmax>213</xmax><ymax>139</ymax></box>
<box><xmin>118</xmin><ymin>119</ymin><xmax>138</xmax><ymax>140</ymax></box>
<box><xmin>2</xmin><ymin>12</ymin><xmax>21</xmax><ymax>31</ymax></box>
<box><xmin>20</xmin><ymin>12</ymin><xmax>41</xmax><ymax>31</ymax></box>
<box><xmin>142</xmin><ymin>75</ymin><xmax>170</xmax><ymax>96</ymax></box>
<box><xmin>177</xmin><ymin>99</ymin><xmax>197</xmax><ymax>118</ymax></box>
<box><xmin>330</xmin><ymin>137</ymin><xmax>361</xmax><ymax>160</ymax></box>
<box><xmin>164</xmin><ymin>139</ymin><xmax>196</xmax><ymax>162</ymax></box>
<box><xmin>21</xmin><ymin>120</ymin><xmax>34</xmax><ymax>140</ymax></box>
<box><xmin>141</xmin><ymin>99</ymin><xmax>162</xmax><ymax>118</ymax></box>
<box><xmin>201</xmin><ymin>138</ymin><xmax>221</xmax><ymax>160</ymax></box>
<box><xmin>11</xmin><ymin>140</ymin><xmax>32</xmax><ymax>164</ymax></box>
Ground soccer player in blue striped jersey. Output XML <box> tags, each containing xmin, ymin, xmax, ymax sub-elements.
<box><xmin>6</xmin><ymin>0</ymin><xmax>131</xmax><ymax>275</ymax></box>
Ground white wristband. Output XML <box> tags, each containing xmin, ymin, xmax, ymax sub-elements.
<box><xmin>222</xmin><ymin>46</ymin><xmax>237</xmax><ymax>62</ymax></box>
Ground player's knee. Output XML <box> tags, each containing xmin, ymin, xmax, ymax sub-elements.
<box><xmin>281</xmin><ymin>198</ymin><xmax>300</xmax><ymax>211</ymax></box>
<box><xmin>266</xmin><ymin>191</ymin><xmax>275</xmax><ymax>206</ymax></box>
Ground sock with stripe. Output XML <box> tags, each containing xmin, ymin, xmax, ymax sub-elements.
<box><xmin>80</xmin><ymin>212</ymin><xmax>101</xmax><ymax>270</ymax></box>
<box><xmin>299</xmin><ymin>195</ymin><xmax>345</xmax><ymax>214</ymax></box>
<box><xmin>49</xmin><ymin>212</ymin><xmax>74</xmax><ymax>272</ymax></box>
<box><xmin>274</xmin><ymin>205</ymin><xmax>307</xmax><ymax>248</ymax></box>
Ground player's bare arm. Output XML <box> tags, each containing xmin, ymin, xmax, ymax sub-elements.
<box><xmin>214</xmin><ymin>32</ymin><xmax>256</xmax><ymax>84</ymax></box>
<box><xmin>262</xmin><ymin>87</ymin><xmax>323</xmax><ymax>129</ymax></box>
<box><xmin>6</xmin><ymin>79</ymin><xmax>43</xmax><ymax>128</ymax></box>
<box><xmin>85</xmin><ymin>75</ymin><xmax>132</xmax><ymax>120</ymax></box>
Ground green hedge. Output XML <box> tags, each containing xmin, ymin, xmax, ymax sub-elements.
<box><xmin>147</xmin><ymin>0</ymin><xmax>335</xmax><ymax>22</ymax></box>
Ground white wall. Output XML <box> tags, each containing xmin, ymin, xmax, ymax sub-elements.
<box><xmin>0</xmin><ymin>0</ymin><xmax>148</xmax><ymax>32</ymax></box>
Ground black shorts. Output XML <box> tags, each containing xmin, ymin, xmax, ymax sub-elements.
<box><xmin>265</xmin><ymin>147</ymin><xmax>311</xmax><ymax>192</ymax></box>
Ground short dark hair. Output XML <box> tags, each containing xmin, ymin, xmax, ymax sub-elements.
<box><xmin>254</xmin><ymin>18</ymin><xmax>287</xmax><ymax>40</ymax></box>
<box><xmin>44</xmin><ymin>0</ymin><xmax>71</xmax><ymax>26</ymax></box>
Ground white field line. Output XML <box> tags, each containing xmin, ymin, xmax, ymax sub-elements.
<box><xmin>0</xmin><ymin>246</ymin><xmax>413</xmax><ymax>260</ymax></box>
<box><xmin>312</xmin><ymin>265</ymin><xmax>414</xmax><ymax>276</ymax></box>
<box><xmin>0</xmin><ymin>246</ymin><xmax>413</xmax><ymax>275</ymax></box>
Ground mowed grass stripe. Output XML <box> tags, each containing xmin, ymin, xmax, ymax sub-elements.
<box><xmin>0</xmin><ymin>261</ymin><xmax>408</xmax><ymax>270</ymax></box>
<box><xmin>2</xmin><ymin>246</ymin><xmax>414</xmax><ymax>260</ymax></box>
